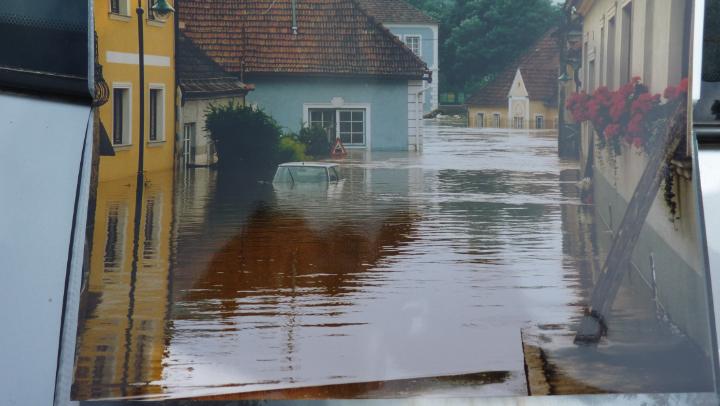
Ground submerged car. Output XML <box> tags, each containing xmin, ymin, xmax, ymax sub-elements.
<box><xmin>273</xmin><ymin>162</ymin><xmax>342</xmax><ymax>184</ymax></box>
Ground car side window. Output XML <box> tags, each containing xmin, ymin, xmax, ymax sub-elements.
<box><xmin>329</xmin><ymin>168</ymin><xmax>338</xmax><ymax>182</ymax></box>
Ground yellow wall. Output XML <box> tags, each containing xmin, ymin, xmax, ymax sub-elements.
<box><xmin>529</xmin><ymin>101</ymin><xmax>558</xmax><ymax>129</ymax></box>
<box><xmin>73</xmin><ymin>171</ymin><xmax>174</xmax><ymax>399</ymax></box>
<box><xmin>468</xmin><ymin>106</ymin><xmax>506</xmax><ymax>128</ymax></box>
<box><xmin>96</xmin><ymin>0</ymin><xmax>176</xmax><ymax>181</ymax></box>
<box><xmin>468</xmin><ymin>104</ymin><xmax>558</xmax><ymax>129</ymax></box>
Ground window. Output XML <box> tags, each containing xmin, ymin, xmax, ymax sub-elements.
<box><xmin>147</xmin><ymin>0</ymin><xmax>157</xmax><ymax>20</ymax></box>
<box><xmin>476</xmin><ymin>113</ymin><xmax>484</xmax><ymax>128</ymax></box>
<box><xmin>309</xmin><ymin>109</ymin><xmax>334</xmax><ymax>128</ymax></box>
<box><xmin>600</xmin><ymin>25</ymin><xmax>605</xmax><ymax>85</ymax></box>
<box><xmin>493</xmin><ymin>113</ymin><xmax>501</xmax><ymax>128</ymax></box>
<box><xmin>404</xmin><ymin>35</ymin><xmax>421</xmax><ymax>56</ymax></box>
<box><xmin>643</xmin><ymin>0</ymin><xmax>654</xmax><ymax>88</ymax></box>
<box><xmin>182</xmin><ymin>123</ymin><xmax>196</xmax><ymax>167</ymax></box>
<box><xmin>535</xmin><ymin>115</ymin><xmax>544</xmax><ymax>129</ymax></box>
<box><xmin>110</xmin><ymin>0</ymin><xmax>129</xmax><ymax>16</ymax></box>
<box><xmin>149</xmin><ymin>86</ymin><xmax>164</xmax><ymax>142</ymax></box>
<box><xmin>112</xmin><ymin>86</ymin><xmax>130</xmax><ymax>145</ymax></box>
<box><xmin>620</xmin><ymin>3</ymin><xmax>633</xmax><ymax>86</ymax></box>
<box><xmin>607</xmin><ymin>16</ymin><xmax>616</xmax><ymax>89</ymax></box>
<box><xmin>513</xmin><ymin>116</ymin><xmax>524</xmax><ymax>129</ymax></box>
<box><xmin>338</xmin><ymin>109</ymin><xmax>365</xmax><ymax>145</ymax></box>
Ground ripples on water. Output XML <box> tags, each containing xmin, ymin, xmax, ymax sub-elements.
<box><xmin>72</xmin><ymin>125</ymin><xmax>591</xmax><ymax>399</ymax></box>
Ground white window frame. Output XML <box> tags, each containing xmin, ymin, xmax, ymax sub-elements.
<box><xmin>303</xmin><ymin>103</ymin><xmax>372</xmax><ymax>149</ymax></box>
<box><xmin>148</xmin><ymin>83</ymin><xmax>166</xmax><ymax>143</ymax></box>
<box><xmin>109</xmin><ymin>0</ymin><xmax>131</xmax><ymax>17</ymax></box>
<box><xmin>336</xmin><ymin>109</ymin><xmax>366</xmax><ymax>146</ymax></box>
<box><xmin>403</xmin><ymin>34</ymin><xmax>422</xmax><ymax>57</ymax></box>
<box><xmin>476</xmin><ymin>112</ymin><xmax>484</xmax><ymax>128</ymax></box>
<box><xmin>111</xmin><ymin>83</ymin><xmax>132</xmax><ymax>147</ymax></box>
<box><xmin>535</xmin><ymin>114</ymin><xmax>545</xmax><ymax>129</ymax></box>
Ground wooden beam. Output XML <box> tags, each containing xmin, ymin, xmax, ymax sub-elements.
<box><xmin>575</xmin><ymin>102</ymin><xmax>687</xmax><ymax>343</ymax></box>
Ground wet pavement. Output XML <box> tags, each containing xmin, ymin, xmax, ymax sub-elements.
<box><xmin>72</xmin><ymin>123</ymin><xmax>714</xmax><ymax>400</ymax></box>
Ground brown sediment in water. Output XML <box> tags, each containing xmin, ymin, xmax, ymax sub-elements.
<box><xmin>184</xmin><ymin>371</ymin><xmax>512</xmax><ymax>400</ymax></box>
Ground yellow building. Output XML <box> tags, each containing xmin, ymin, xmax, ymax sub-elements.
<box><xmin>95</xmin><ymin>0</ymin><xmax>176</xmax><ymax>181</ymax></box>
<box><xmin>467</xmin><ymin>30</ymin><xmax>560</xmax><ymax>130</ymax></box>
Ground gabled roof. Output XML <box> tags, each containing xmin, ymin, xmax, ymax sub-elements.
<box><xmin>177</xmin><ymin>33</ymin><xmax>253</xmax><ymax>99</ymax></box>
<box><xmin>466</xmin><ymin>30</ymin><xmax>560</xmax><ymax>107</ymax></box>
<box><xmin>177</xmin><ymin>0</ymin><xmax>430</xmax><ymax>80</ymax></box>
<box><xmin>355</xmin><ymin>0</ymin><xmax>438</xmax><ymax>25</ymax></box>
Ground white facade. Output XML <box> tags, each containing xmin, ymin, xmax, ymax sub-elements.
<box><xmin>385</xmin><ymin>23</ymin><xmax>440</xmax><ymax>112</ymax></box>
<box><xmin>179</xmin><ymin>94</ymin><xmax>246</xmax><ymax>167</ymax></box>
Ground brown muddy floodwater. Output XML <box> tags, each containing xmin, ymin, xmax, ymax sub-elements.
<box><xmin>71</xmin><ymin>123</ymin><xmax>712</xmax><ymax>400</ymax></box>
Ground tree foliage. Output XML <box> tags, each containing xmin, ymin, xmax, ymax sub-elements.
<box><xmin>407</xmin><ymin>0</ymin><xmax>561</xmax><ymax>92</ymax></box>
<box><xmin>204</xmin><ymin>101</ymin><xmax>281</xmax><ymax>171</ymax></box>
<box><xmin>298</xmin><ymin>124</ymin><xmax>332</xmax><ymax>158</ymax></box>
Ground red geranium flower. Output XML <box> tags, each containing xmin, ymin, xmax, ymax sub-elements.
<box><xmin>604</xmin><ymin>123</ymin><xmax>621</xmax><ymax>139</ymax></box>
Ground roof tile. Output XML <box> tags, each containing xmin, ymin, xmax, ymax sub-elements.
<box><xmin>177</xmin><ymin>33</ymin><xmax>253</xmax><ymax>98</ymax></box>
<box><xmin>355</xmin><ymin>0</ymin><xmax>437</xmax><ymax>25</ymax></box>
<box><xmin>177</xmin><ymin>0</ymin><xmax>430</xmax><ymax>79</ymax></box>
<box><xmin>467</xmin><ymin>30</ymin><xmax>560</xmax><ymax>106</ymax></box>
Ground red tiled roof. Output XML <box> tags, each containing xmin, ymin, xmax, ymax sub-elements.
<box><xmin>177</xmin><ymin>0</ymin><xmax>430</xmax><ymax>79</ymax></box>
<box><xmin>467</xmin><ymin>30</ymin><xmax>560</xmax><ymax>107</ymax></box>
<box><xmin>355</xmin><ymin>0</ymin><xmax>437</xmax><ymax>25</ymax></box>
<box><xmin>177</xmin><ymin>33</ymin><xmax>253</xmax><ymax>99</ymax></box>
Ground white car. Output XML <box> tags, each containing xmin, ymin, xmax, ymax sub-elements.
<box><xmin>272</xmin><ymin>162</ymin><xmax>341</xmax><ymax>184</ymax></box>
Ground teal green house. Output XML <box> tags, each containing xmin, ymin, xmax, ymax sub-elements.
<box><xmin>178</xmin><ymin>0</ymin><xmax>431</xmax><ymax>152</ymax></box>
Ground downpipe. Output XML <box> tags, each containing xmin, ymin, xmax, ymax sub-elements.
<box><xmin>414</xmin><ymin>85</ymin><xmax>431</xmax><ymax>152</ymax></box>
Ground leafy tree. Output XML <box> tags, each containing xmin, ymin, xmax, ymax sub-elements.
<box><xmin>407</xmin><ymin>0</ymin><xmax>560</xmax><ymax>92</ymax></box>
<box><xmin>204</xmin><ymin>101</ymin><xmax>281</xmax><ymax>171</ymax></box>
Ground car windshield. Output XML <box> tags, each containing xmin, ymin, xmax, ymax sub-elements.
<box><xmin>275</xmin><ymin>166</ymin><xmax>329</xmax><ymax>183</ymax></box>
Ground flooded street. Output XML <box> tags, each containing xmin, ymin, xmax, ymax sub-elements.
<box><xmin>73</xmin><ymin>123</ymin><xmax>705</xmax><ymax>400</ymax></box>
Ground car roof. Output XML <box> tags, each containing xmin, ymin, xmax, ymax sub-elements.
<box><xmin>278</xmin><ymin>162</ymin><xmax>338</xmax><ymax>168</ymax></box>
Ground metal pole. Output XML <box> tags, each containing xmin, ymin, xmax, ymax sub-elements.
<box><xmin>136</xmin><ymin>0</ymin><xmax>145</xmax><ymax>184</ymax></box>
<box><xmin>123</xmin><ymin>2</ymin><xmax>146</xmax><ymax>391</ymax></box>
<box><xmin>557</xmin><ymin>8</ymin><xmax>568</xmax><ymax>157</ymax></box>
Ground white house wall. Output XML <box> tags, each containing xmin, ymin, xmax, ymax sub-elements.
<box><xmin>180</xmin><ymin>96</ymin><xmax>245</xmax><ymax>167</ymax></box>
<box><xmin>408</xmin><ymin>79</ymin><xmax>426</xmax><ymax>151</ymax></box>
<box><xmin>385</xmin><ymin>23</ymin><xmax>439</xmax><ymax>112</ymax></box>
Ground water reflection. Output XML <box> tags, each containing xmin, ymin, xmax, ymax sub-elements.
<box><xmin>73</xmin><ymin>171</ymin><xmax>174</xmax><ymax>400</ymax></box>
<box><xmin>72</xmin><ymin>125</ymin><xmax>714</xmax><ymax>400</ymax></box>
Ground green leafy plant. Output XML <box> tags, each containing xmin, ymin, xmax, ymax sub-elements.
<box><xmin>204</xmin><ymin>101</ymin><xmax>281</xmax><ymax>170</ymax></box>
<box><xmin>298</xmin><ymin>123</ymin><xmax>331</xmax><ymax>158</ymax></box>
<box><xmin>278</xmin><ymin>134</ymin><xmax>307</xmax><ymax>162</ymax></box>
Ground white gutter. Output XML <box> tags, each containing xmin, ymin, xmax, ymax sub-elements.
<box><xmin>413</xmin><ymin>84</ymin><xmax>431</xmax><ymax>152</ymax></box>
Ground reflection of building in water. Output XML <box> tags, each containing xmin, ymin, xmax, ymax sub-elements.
<box><xmin>571</xmin><ymin>0</ymin><xmax>711</xmax><ymax>354</ymax></box>
<box><xmin>72</xmin><ymin>171</ymin><xmax>174</xmax><ymax>400</ymax></box>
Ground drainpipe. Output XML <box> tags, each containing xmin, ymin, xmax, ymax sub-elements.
<box><xmin>291</xmin><ymin>0</ymin><xmax>298</xmax><ymax>35</ymax></box>
<box><xmin>414</xmin><ymin>85</ymin><xmax>431</xmax><ymax>152</ymax></box>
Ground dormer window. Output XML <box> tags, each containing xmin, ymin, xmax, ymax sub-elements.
<box><xmin>404</xmin><ymin>35</ymin><xmax>421</xmax><ymax>56</ymax></box>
